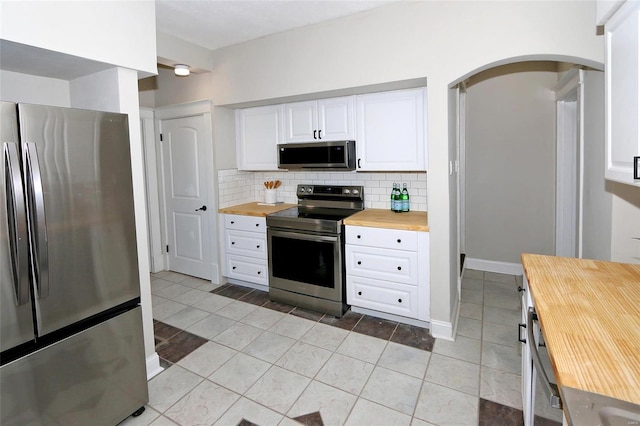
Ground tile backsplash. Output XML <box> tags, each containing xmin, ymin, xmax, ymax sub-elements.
<box><xmin>218</xmin><ymin>169</ymin><xmax>427</xmax><ymax>211</ymax></box>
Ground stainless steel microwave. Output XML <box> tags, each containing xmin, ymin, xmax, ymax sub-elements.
<box><xmin>277</xmin><ymin>140</ymin><xmax>356</xmax><ymax>170</ymax></box>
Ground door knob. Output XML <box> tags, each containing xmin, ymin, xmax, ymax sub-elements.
<box><xmin>195</xmin><ymin>205</ymin><xmax>207</xmax><ymax>211</ymax></box>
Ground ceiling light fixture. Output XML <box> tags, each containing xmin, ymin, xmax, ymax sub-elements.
<box><xmin>174</xmin><ymin>64</ymin><xmax>190</xmax><ymax>76</ymax></box>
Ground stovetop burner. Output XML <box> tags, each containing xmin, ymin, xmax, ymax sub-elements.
<box><xmin>266</xmin><ymin>184</ymin><xmax>364</xmax><ymax>234</ymax></box>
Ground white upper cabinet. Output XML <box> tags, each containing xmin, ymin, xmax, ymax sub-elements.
<box><xmin>283</xmin><ymin>96</ymin><xmax>355</xmax><ymax>143</ymax></box>
<box><xmin>236</xmin><ymin>104</ymin><xmax>283</xmax><ymax>171</ymax></box>
<box><xmin>356</xmin><ymin>88</ymin><xmax>427</xmax><ymax>171</ymax></box>
<box><xmin>605</xmin><ymin>0</ymin><xmax>640</xmax><ymax>186</ymax></box>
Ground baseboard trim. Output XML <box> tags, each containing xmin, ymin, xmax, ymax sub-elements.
<box><xmin>146</xmin><ymin>353</ymin><xmax>164</xmax><ymax>380</ymax></box>
<box><xmin>430</xmin><ymin>319</ymin><xmax>454</xmax><ymax>341</ymax></box>
<box><xmin>350</xmin><ymin>307</ymin><xmax>430</xmax><ymax>329</ymax></box>
<box><xmin>465</xmin><ymin>258</ymin><xmax>523</xmax><ymax>276</ymax></box>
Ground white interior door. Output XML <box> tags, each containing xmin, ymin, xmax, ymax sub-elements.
<box><xmin>161</xmin><ymin>115</ymin><xmax>212</xmax><ymax>279</ymax></box>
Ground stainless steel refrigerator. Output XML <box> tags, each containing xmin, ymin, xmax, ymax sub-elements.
<box><xmin>1</xmin><ymin>102</ymin><xmax>148</xmax><ymax>425</ymax></box>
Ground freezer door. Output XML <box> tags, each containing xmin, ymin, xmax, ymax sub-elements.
<box><xmin>1</xmin><ymin>101</ymin><xmax>35</xmax><ymax>353</ymax></box>
<box><xmin>0</xmin><ymin>306</ymin><xmax>149</xmax><ymax>426</ymax></box>
<box><xmin>18</xmin><ymin>104</ymin><xmax>140</xmax><ymax>336</ymax></box>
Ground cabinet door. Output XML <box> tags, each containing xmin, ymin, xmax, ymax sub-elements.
<box><xmin>236</xmin><ymin>105</ymin><xmax>283</xmax><ymax>170</ymax></box>
<box><xmin>356</xmin><ymin>88</ymin><xmax>427</xmax><ymax>171</ymax></box>
<box><xmin>283</xmin><ymin>100</ymin><xmax>318</xmax><ymax>143</ymax></box>
<box><xmin>605</xmin><ymin>1</ymin><xmax>640</xmax><ymax>186</ymax></box>
<box><xmin>317</xmin><ymin>96</ymin><xmax>355</xmax><ymax>141</ymax></box>
<box><xmin>347</xmin><ymin>275</ymin><xmax>418</xmax><ymax>318</ymax></box>
<box><xmin>226</xmin><ymin>255</ymin><xmax>268</xmax><ymax>285</ymax></box>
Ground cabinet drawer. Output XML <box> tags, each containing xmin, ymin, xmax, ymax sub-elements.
<box><xmin>346</xmin><ymin>245</ymin><xmax>418</xmax><ymax>285</ymax></box>
<box><xmin>224</xmin><ymin>214</ymin><xmax>266</xmax><ymax>232</ymax></box>
<box><xmin>225</xmin><ymin>255</ymin><xmax>268</xmax><ymax>285</ymax></box>
<box><xmin>347</xmin><ymin>275</ymin><xmax>418</xmax><ymax>318</ymax></box>
<box><xmin>346</xmin><ymin>226</ymin><xmax>417</xmax><ymax>251</ymax></box>
<box><xmin>225</xmin><ymin>230</ymin><xmax>267</xmax><ymax>259</ymax></box>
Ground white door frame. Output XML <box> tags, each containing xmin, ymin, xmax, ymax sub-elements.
<box><xmin>154</xmin><ymin>100</ymin><xmax>221</xmax><ymax>283</ymax></box>
<box><xmin>555</xmin><ymin>69</ymin><xmax>584</xmax><ymax>258</ymax></box>
<box><xmin>140</xmin><ymin>108</ymin><xmax>165</xmax><ymax>272</ymax></box>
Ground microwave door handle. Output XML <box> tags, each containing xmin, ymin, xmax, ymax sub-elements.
<box><xmin>527</xmin><ymin>307</ymin><xmax>562</xmax><ymax>409</ymax></box>
<box><xmin>4</xmin><ymin>143</ymin><xmax>30</xmax><ymax>305</ymax></box>
<box><xmin>24</xmin><ymin>142</ymin><xmax>49</xmax><ymax>299</ymax></box>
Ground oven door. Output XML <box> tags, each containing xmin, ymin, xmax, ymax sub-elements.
<box><xmin>268</xmin><ymin>228</ymin><xmax>342</xmax><ymax>302</ymax></box>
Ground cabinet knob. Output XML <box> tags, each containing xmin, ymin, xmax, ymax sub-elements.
<box><xmin>255</xmin><ymin>223</ymin><xmax>260</xmax><ymax>227</ymax></box>
<box><xmin>230</xmin><ymin>221</ymin><xmax>235</xmax><ymax>224</ymax></box>
<box><xmin>397</xmin><ymin>239</ymin><xmax>401</xmax><ymax>243</ymax></box>
<box><xmin>518</xmin><ymin>286</ymin><xmax>524</xmax><ymax>293</ymax></box>
<box><xmin>257</xmin><ymin>271</ymin><xmax>261</xmax><ymax>275</ymax></box>
<box><xmin>398</xmin><ymin>298</ymin><xmax>402</xmax><ymax>303</ymax></box>
<box><xmin>231</xmin><ymin>241</ymin><xmax>235</xmax><ymax>245</ymax></box>
<box><xmin>358</xmin><ymin>291</ymin><xmax>362</xmax><ymax>296</ymax></box>
<box><xmin>357</xmin><ymin>235</ymin><xmax>361</xmax><ymax>239</ymax></box>
<box><xmin>232</xmin><ymin>266</ymin><xmax>236</xmax><ymax>270</ymax></box>
<box><xmin>357</xmin><ymin>261</ymin><xmax>362</xmax><ymax>265</ymax></box>
<box><xmin>257</xmin><ymin>245</ymin><xmax>260</xmax><ymax>249</ymax></box>
<box><xmin>397</xmin><ymin>266</ymin><xmax>402</xmax><ymax>271</ymax></box>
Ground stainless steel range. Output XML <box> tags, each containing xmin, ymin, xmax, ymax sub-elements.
<box><xmin>267</xmin><ymin>184</ymin><xmax>364</xmax><ymax>317</ymax></box>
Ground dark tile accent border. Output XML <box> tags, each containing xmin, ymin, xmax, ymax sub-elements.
<box><xmin>478</xmin><ymin>398</ymin><xmax>524</xmax><ymax>426</ymax></box>
<box><xmin>157</xmin><ymin>331</ymin><xmax>208</xmax><ymax>363</ymax></box>
<box><xmin>292</xmin><ymin>411</ymin><xmax>324</xmax><ymax>426</ymax></box>
<box><xmin>236</xmin><ymin>419</ymin><xmax>259</xmax><ymax>426</ymax></box>
<box><xmin>212</xmin><ymin>284</ymin><xmax>254</xmax><ymax>300</ymax></box>
<box><xmin>320</xmin><ymin>310</ymin><xmax>363</xmax><ymax>330</ymax></box>
<box><xmin>154</xmin><ymin>320</ymin><xmax>182</xmax><ymax>340</ymax></box>
<box><xmin>238</xmin><ymin>289</ymin><xmax>271</xmax><ymax>306</ymax></box>
<box><xmin>352</xmin><ymin>315</ymin><xmax>398</xmax><ymax>340</ymax></box>
<box><xmin>390</xmin><ymin>323</ymin><xmax>435</xmax><ymax>351</ymax></box>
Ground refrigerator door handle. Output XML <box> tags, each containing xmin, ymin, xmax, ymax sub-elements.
<box><xmin>24</xmin><ymin>142</ymin><xmax>49</xmax><ymax>298</ymax></box>
<box><xmin>3</xmin><ymin>142</ymin><xmax>30</xmax><ymax>305</ymax></box>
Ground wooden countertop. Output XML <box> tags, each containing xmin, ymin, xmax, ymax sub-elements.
<box><xmin>218</xmin><ymin>202</ymin><xmax>295</xmax><ymax>217</ymax></box>
<box><xmin>343</xmin><ymin>209</ymin><xmax>429</xmax><ymax>231</ymax></box>
<box><xmin>521</xmin><ymin>253</ymin><xmax>640</xmax><ymax>405</ymax></box>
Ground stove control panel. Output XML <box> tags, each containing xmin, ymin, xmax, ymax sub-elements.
<box><xmin>296</xmin><ymin>184</ymin><xmax>364</xmax><ymax>200</ymax></box>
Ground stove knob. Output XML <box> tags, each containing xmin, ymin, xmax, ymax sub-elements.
<box><xmin>352</xmin><ymin>189</ymin><xmax>359</xmax><ymax>195</ymax></box>
<box><xmin>343</xmin><ymin>188</ymin><xmax>351</xmax><ymax>194</ymax></box>
<box><xmin>299</xmin><ymin>187</ymin><xmax>305</xmax><ymax>193</ymax></box>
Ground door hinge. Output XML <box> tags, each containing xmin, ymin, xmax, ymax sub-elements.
<box><xmin>160</xmin><ymin>133</ymin><xmax>163</xmax><ymax>142</ymax></box>
<box><xmin>166</xmin><ymin>244</ymin><xmax>169</xmax><ymax>253</ymax></box>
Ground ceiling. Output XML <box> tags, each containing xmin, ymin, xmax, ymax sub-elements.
<box><xmin>155</xmin><ymin>0</ymin><xmax>401</xmax><ymax>51</ymax></box>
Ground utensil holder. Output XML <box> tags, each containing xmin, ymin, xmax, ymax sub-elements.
<box><xmin>264</xmin><ymin>189</ymin><xmax>277</xmax><ymax>204</ymax></box>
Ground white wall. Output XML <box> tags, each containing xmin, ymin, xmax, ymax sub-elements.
<box><xmin>0</xmin><ymin>70</ymin><xmax>70</xmax><ymax>106</ymax></box>
<box><xmin>177</xmin><ymin>0</ymin><xmax>603</xmax><ymax>338</ymax></box>
<box><xmin>582</xmin><ymin>71</ymin><xmax>612</xmax><ymax>260</ymax></box>
<box><xmin>0</xmin><ymin>1</ymin><xmax>157</xmax><ymax>77</ymax></box>
<box><xmin>465</xmin><ymin>67</ymin><xmax>558</xmax><ymax>264</ymax></box>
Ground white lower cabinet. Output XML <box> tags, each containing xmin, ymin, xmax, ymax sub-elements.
<box><xmin>345</xmin><ymin>225</ymin><xmax>429</xmax><ymax>322</ymax></box>
<box><xmin>222</xmin><ymin>214</ymin><xmax>268</xmax><ymax>287</ymax></box>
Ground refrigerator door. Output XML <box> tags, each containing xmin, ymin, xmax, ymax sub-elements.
<box><xmin>1</xmin><ymin>306</ymin><xmax>149</xmax><ymax>425</ymax></box>
<box><xmin>1</xmin><ymin>102</ymin><xmax>35</xmax><ymax>353</ymax></box>
<box><xmin>18</xmin><ymin>104</ymin><xmax>140</xmax><ymax>336</ymax></box>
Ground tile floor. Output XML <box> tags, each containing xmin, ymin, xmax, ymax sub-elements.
<box><xmin>118</xmin><ymin>269</ymin><xmax>550</xmax><ymax>426</ymax></box>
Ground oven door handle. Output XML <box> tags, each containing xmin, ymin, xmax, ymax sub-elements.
<box><xmin>527</xmin><ymin>306</ymin><xmax>562</xmax><ymax>409</ymax></box>
<box><xmin>269</xmin><ymin>229</ymin><xmax>339</xmax><ymax>243</ymax></box>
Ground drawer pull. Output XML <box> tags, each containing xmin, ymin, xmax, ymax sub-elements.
<box><xmin>518</xmin><ymin>286</ymin><xmax>524</xmax><ymax>293</ymax></box>
<box><xmin>257</xmin><ymin>271</ymin><xmax>261</xmax><ymax>275</ymax></box>
<box><xmin>357</xmin><ymin>261</ymin><xmax>362</xmax><ymax>265</ymax></box>
<box><xmin>397</xmin><ymin>239</ymin><xmax>401</xmax><ymax>243</ymax></box>
<box><xmin>357</xmin><ymin>235</ymin><xmax>361</xmax><ymax>239</ymax></box>
<box><xmin>232</xmin><ymin>266</ymin><xmax>236</xmax><ymax>270</ymax></box>
<box><xmin>230</xmin><ymin>221</ymin><xmax>235</xmax><ymax>224</ymax></box>
<box><xmin>256</xmin><ymin>245</ymin><xmax>260</xmax><ymax>249</ymax></box>
<box><xmin>398</xmin><ymin>298</ymin><xmax>402</xmax><ymax>303</ymax></box>
<box><xmin>231</xmin><ymin>241</ymin><xmax>235</xmax><ymax>245</ymax></box>
<box><xmin>255</xmin><ymin>223</ymin><xmax>260</xmax><ymax>227</ymax></box>
<box><xmin>358</xmin><ymin>291</ymin><xmax>362</xmax><ymax>296</ymax></box>
<box><xmin>397</xmin><ymin>266</ymin><xmax>402</xmax><ymax>271</ymax></box>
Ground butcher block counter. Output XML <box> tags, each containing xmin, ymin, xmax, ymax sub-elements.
<box><xmin>218</xmin><ymin>202</ymin><xmax>295</xmax><ymax>217</ymax></box>
<box><xmin>521</xmin><ymin>253</ymin><xmax>640</xmax><ymax>406</ymax></box>
<box><xmin>343</xmin><ymin>209</ymin><xmax>429</xmax><ymax>231</ymax></box>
